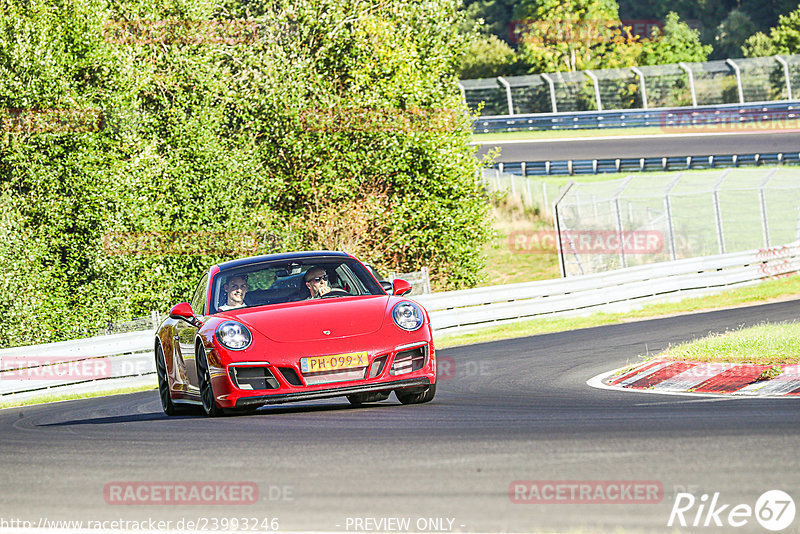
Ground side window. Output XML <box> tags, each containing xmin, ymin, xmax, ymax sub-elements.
<box><xmin>191</xmin><ymin>273</ymin><xmax>209</xmax><ymax>315</ymax></box>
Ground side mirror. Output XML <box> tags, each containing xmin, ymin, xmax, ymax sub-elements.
<box><xmin>169</xmin><ymin>302</ymin><xmax>195</xmax><ymax>322</ymax></box>
<box><xmin>380</xmin><ymin>280</ymin><xmax>393</xmax><ymax>292</ymax></box>
<box><xmin>392</xmin><ymin>279</ymin><xmax>413</xmax><ymax>297</ymax></box>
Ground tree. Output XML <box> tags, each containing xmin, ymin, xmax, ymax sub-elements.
<box><xmin>0</xmin><ymin>0</ymin><xmax>492</xmax><ymax>345</ymax></box>
<box><xmin>713</xmin><ymin>9</ymin><xmax>757</xmax><ymax>59</ymax></box>
<box><xmin>638</xmin><ymin>12</ymin><xmax>712</xmax><ymax>65</ymax></box>
<box><xmin>743</xmin><ymin>5</ymin><xmax>800</xmax><ymax>56</ymax></box>
<box><xmin>458</xmin><ymin>34</ymin><xmax>521</xmax><ymax>78</ymax></box>
<box><xmin>514</xmin><ymin>0</ymin><xmax>643</xmax><ymax>73</ymax></box>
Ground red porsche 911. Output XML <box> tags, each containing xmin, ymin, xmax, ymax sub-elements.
<box><xmin>154</xmin><ymin>251</ymin><xmax>436</xmax><ymax>416</ymax></box>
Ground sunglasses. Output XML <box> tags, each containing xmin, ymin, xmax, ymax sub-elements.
<box><xmin>307</xmin><ymin>275</ymin><xmax>328</xmax><ymax>283</ymax></box>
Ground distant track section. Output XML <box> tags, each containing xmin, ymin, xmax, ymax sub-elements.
<box><xmin>474</xmin><ymin>130</ymin><xmax>800</xmax><ymax>163</ymax></box>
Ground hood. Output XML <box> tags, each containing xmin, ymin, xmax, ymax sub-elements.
<box><xmin>221</xmin><ymin>296</ymin><xmax>389</xmax><ymax>342</ymax></box>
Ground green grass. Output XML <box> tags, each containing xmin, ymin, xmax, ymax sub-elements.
<box><xmin>436</xmin><ymin>274</ymin><xmax>800</xmax><ymax>349</ymax></box>
<box><xmin>0</xmin><ymin>384</ymin><xmax>155</xmax><ymax>410</ymax></box>
<box><xmin>656</xmin><ymin>322</ymin><xmax>800</xmax><ymax>366</ymax></box>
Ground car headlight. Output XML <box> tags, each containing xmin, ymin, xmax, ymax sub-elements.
<box><xmin>215</xmin><ymin>321</ymin><xmax>252</xmax><ymax>350</ymax></box>
<box><xmin>392</xmin><ymin>301</ymin><xmax>424</xmax><ymax>331</ymax></box>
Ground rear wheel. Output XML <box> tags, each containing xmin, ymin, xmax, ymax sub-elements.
<box><xmin>347</xmin><ymin>391</ymin><xmax>390</xmax><ymax>406</ymax></box>
<box><xmin>395</xmin><ymin>382</ymin><xmax>436</xmax><ymax>405</ymax></box>
<box><xmin>197</xmin><ymin>345</ymin><xmax>225</xmax><ymax>417</ymax></box>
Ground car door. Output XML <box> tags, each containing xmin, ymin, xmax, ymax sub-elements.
<box><xmin>173</xmin><ymin>273</ymin><xmax>208</xmax><ymax>396</ymax></box>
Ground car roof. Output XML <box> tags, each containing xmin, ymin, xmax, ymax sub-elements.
<box><xmin>216</xmin><ymin>250</ymin><xmax>352</xmax><ymax>273</ymax></box>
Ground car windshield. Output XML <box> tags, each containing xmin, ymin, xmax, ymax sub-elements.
<box><xmin>210</xmin><ymin>257</ymin><xmax>385</xmax><ymax>314</ymax></box>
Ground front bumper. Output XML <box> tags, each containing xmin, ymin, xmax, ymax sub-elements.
<box><xmin>234</xmin><ymin>377</ymin><xmax>433</xmax><ymax>407</ymax></box>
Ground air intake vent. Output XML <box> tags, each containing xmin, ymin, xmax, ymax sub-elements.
<box><xmin>278</xmin><ymin>367</ymin><xmax>303</xmax><ymax>386</ymax></box>
<box><xmin>390</xmin><ymin>347</ymin><xmax>426</xmax><ymax>375</ymax></box>
<box><xmin>229</xmin><ymin>366</ymin><xmax>280</xmax><ymax>390</ymax></box>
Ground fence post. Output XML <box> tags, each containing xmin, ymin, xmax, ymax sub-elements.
<box><xmin>553</xmin><ymin>181</ymin><xmax>576</xmax><ymax>277</ymax></box>
<box><xmin>541</xmin><ymin>73</ymin><xmax>558</xmax><ymax>113</ymax></box>
<box><xmin>526</xmin><ymin>177</ymin><xmax>533</xmax><ymax>207</ymax></box>
<box><xmin>631</xmin><ymin>66</ymin><xmax>648</xmax><ymax>109</ymax></box>
<box><xmin>759</xmin><ymin>169</ymin><xmax>777</xmax><ymax>248</ymax></box>
<box><xmin>678</xmin><ymin>62</ymin><xmax>698</xmax><ymax>107</ymax></box>
<box><xmin>613</xmin><ymin>176</ymin><xmax>634</xmax><ymax>269</ymax></box>
<box><xmin>151</xmin><ymin>310</ymin><xmax>160</xmax><ymax>331</ymax></box>
<box><xmin>775</xmin><ymin>56</ymin><xmax>793</xmax><ymax>100</ymax></box>
<box><xmin>663</xmin><ymin>174</ymin><xmax>683</xmax><ymax>261</ymax></box>
<box><xmin>497</xmin><ymin>76</ymin><xmax>514</xmax><ymax>116</ymax></box>
<box><xmin>725</xmin><ymin>59</ymin><xmax>744</xmax><ymax>104</ymax></box>
<box><xmin>585</xmin><ymin>70</ymin><xmax>602</xmax><ymax>111</ymax></box>
<box><xmin>712</xmin><ymin>169</ymin><xmax>731</xmax><ymax>254</ymax></box>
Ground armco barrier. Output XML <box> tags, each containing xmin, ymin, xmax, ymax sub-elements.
<box><xmin>492</xmin><ymin>152</ymin><xmax>800</xmax><ymax>176</ymax></box>
<box><xmin>414</xmin><ymin>243</ymin><xmax>800</xmax><ymax>333</ymax></box>
<box><xmin>473</xmin><ymin>101</ymin><xmax>800</xmax><ymax>133</ymax></box>
<box><xmin>1</xmin><ymin>243</ymin><xmax>798</xmax><ymax>400</ymax></box>
<box><xmin>0</xmin><ymin>331</ymin><xmax>156</xmax><ymax>401</ymax></box>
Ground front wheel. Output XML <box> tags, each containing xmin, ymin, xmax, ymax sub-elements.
<box><xmin>395</xmin><ymin>382</ymin><xmax>436</xmax><ymax>405</ymax></box>
<box><xmin>197</xmin><ymin>345</ymin><xmax>225</xmax><ymax>417</ymax></box>
<box><xmin>156</xmin><ymin>343</ymin><xmax>197</xmax><ymax>416</ymax></box>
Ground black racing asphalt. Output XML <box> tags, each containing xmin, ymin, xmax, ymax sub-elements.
<box><xmin>475</xmin><ymin>131</ymin><xmax>800</xmax><ymax>162</ymax></box>
<box><xmin>1</xmin><ymin>299</ymin><xmax>799</xmax><ymax>533</ymax></box>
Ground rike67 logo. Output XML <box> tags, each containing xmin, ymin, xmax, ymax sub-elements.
<box><xmin>668</xmin><ymin>490</ymin><xmax>795</xmax><ymax>531</ymax></box>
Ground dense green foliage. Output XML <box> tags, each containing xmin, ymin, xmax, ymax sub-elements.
<box><xmin>743</xmin><ymin>5</ymin><xmax>800</xmax><ymax>56</ymax></box>
<box><xmin>0</xmin><ymin>0</ymin><xmax>491</xmax><ymax>346</ymax></box>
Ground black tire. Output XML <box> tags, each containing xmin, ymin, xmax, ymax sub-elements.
<box><xmin>347</xmin><ymin>391</ymin><xmax>390</xmax><ymax>406</ymax></box>
<box><xmin>155</xmin><ymin>343</ymin><xmax>198</xmax><ymax>416</ymax></box>
<box><xmin>395</xmin><ymin>382</ymin><xmax>436</xmax><ymax>405</ymax></box>
<box><xmin>197</xmin><ymin>345</ymin><xmax>225</xmax><ymax>417</ymax></box>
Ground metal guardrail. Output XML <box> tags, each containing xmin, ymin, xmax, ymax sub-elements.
<box><xmin>474</xmin><ymin>101</ymin><xmax>800</xmax><ymax>133</ymax></box>
<box><xmin>491</xmin><ymin>152</ymin><xmax>800</xmax><ymax>176</ymax></box>
<box><xmin>0</xmin><ymin>331</ymin><xmax>156</xmax><ymax>401</ymax></box>
<box><xmin>2</xmin><ymin>243</ymin><xmax>797</xmax><ymax>401</ymax></box>
<box><xmin>415</xmin><ymin>243</ymin><xmax>800</xmax><ymax>333</ymax></box>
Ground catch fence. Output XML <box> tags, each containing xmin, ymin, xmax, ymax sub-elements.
<box><xmin>461</xmin><ymin>55</ymin><xmax>800</xmax><ymax>117</ymax></box>
<box><xmin>552</xmin><ymin>169</ymin><xmax>800</xmax><ymax>276</ymax></box>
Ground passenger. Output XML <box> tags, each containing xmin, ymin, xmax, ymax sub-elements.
<box><xmin>219</xmin><ymin>274</ymin><xmax>249</xmax><ymax>310</ymax></box>
<box><xmin>304</xmin><ymin>267</ymin><xmax>331</xmax><ymax>298</ymax></box>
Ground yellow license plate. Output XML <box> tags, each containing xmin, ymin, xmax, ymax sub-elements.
<box><xmin>300</xmin><ymin>352</ymin><xmax>369</xmax><ymax>374</ymax></box>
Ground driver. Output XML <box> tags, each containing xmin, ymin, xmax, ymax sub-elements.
<box><xmin>219</xmin><ymin>274</ymin><xmax>248</xmax><ymax>310</ymax></box>
<box><xmin>304</xmin><ymin>267</ymin><xmax>331</xmax><ymax>298</ymax></box>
